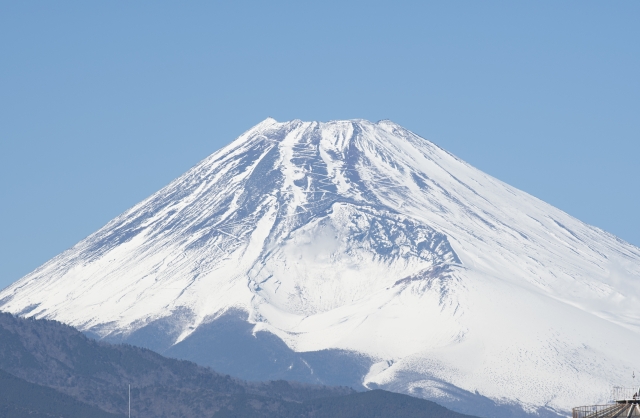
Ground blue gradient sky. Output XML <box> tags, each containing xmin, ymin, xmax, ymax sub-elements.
<box><xmin>1</xmin><ymin>1</ymin><xmax>638</xmax><ymax>290</ymax></box>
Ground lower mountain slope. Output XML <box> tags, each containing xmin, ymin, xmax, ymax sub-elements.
<box><xmin>0</xmin><ymin>312</ymin><xmax>477</xmax><ymax>418</ymax></box>
<box><xmin>0</xmin><ymin>368</ymin><xmax>122</xmax><ymax>418</ymax></box>
<box><xmin>216</xmin><ymin>390</ymin><xmax>473</xmax><ymax>418</ymax></box>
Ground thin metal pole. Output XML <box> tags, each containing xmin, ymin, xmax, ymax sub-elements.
<box><xmin>129</xmin><ymin>384</ymin><xmax>131</xmax><ymax>418</ymax></box>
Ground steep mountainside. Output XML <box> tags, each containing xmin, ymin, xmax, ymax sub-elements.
<box><xmin>1</xmin><ymin>119</ymin><xmax>639</xmax><ymax>417</ymax></box>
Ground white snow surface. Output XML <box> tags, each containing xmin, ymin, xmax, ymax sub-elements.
<box><xmin>2</xmin><ymin>118</ymin><xmax>640</xmax><ymax>414</ymax></box>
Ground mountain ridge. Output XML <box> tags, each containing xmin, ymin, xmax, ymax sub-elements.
<box><xmin>0</xmin><ymin>311</ymin><xmax>477</xmax><ymax>418</ymax></box>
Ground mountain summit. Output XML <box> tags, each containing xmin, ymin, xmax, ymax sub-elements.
<box><xmin>2</xmin><ymin>119</ymin><xmax>640</xmax><ymax>417</ymax></box>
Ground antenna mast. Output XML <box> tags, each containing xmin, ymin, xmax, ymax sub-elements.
<box><xmin>128</xmin><ymin>384</ymin><xmax>131</xmax><ymax>418</ymax></box>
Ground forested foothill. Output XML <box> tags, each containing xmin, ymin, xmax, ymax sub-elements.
<box><xmin>0</xmin><ymin>312</ymin><xmax>476</xmax><ymax>417</ymax></box>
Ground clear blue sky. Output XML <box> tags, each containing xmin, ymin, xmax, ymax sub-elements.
<box><xmin>1</xmin><ymin>1</ymin><xmax>638</xmax><ymax>290</ymax></box>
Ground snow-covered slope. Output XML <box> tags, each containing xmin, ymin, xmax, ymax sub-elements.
<box><xmin>2</xmin><ymin>119</ymin><xmax>640</xmax><ymax>417</ymax></box>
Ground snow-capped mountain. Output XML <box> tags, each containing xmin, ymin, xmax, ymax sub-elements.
<box><xmin>2</xmin><ymin>118</ymin><xmax>640</xmax><ymax>417</ymax></box>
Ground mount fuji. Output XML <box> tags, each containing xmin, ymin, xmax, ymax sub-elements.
<box><xmin>2</xmin><ymin>119</ymin><xmax>640</xmax><ymax>417</ymax></box>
